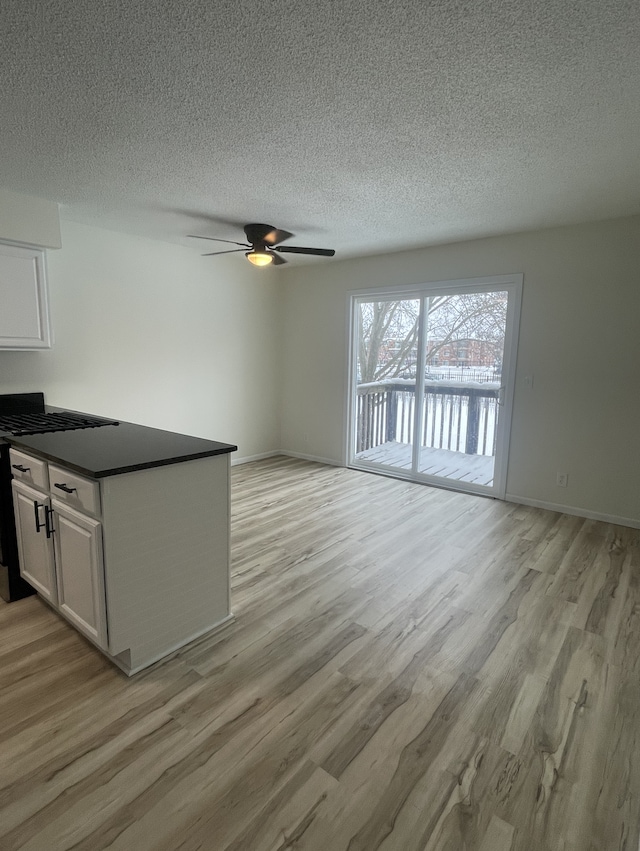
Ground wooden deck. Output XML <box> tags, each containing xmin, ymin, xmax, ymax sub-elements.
<box><xmin>356</xmin><ymin>440</ymin><xmax>495</xmax><ymax>485</ymax></box>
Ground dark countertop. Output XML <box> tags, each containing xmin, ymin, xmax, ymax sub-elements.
<box><xmin>2</xmin><ymin>420</ymin><xmax>237</xmax><ymax>479</ymax></box>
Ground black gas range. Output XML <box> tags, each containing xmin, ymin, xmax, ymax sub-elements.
<box><xmin>0</xmin><ymin>393</ymin><xmax>119</xmax><ymax>602</ymax></box>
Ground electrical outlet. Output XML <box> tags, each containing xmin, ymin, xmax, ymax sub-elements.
<box><xmin>556</xmin><ymin>472</ymin><xmax>568</xmax><ymax>488</ymax></box>
<box><xmin>524</xmin><ymin>374</ymin><xmax>534</xmax><ymax>388</ymax></box>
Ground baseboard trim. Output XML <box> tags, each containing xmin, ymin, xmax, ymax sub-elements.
<box><xmin>279</xmin><ymin>450</ymin><xmax>342</xmax><ymax>467</ymax></box>
<box><xmin>505</xmin><ymin>493</ymin><xmax>640</xmax><ymax>530</ymax></box>
<box><xmin>231</xmin><ymin>450</ymin><xmax>340</xmax><ymax>467</ymax></box>
<box><xmin>123</xmin><ymin>614</ymin><xmax>237</xmax><ymax>677</ymax></box>
<box><xmin>231</xmin><ymin>451</ymin><xmax>280</xmax><ymax>466</ymax></box>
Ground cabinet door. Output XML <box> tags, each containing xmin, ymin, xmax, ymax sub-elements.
<box><xmin>51</xmin><ymin>500</ymin><xmax>107</xmax><ymax>649</ymax></box>
<box><xmin>11</xmin><ymin>480</ymin><xmax>57</xmax><ymax>605</ymax></box>
<box><xmin>0</xmin><ymin>243</ymin><xmax>52</xmax><ymax>349</ymax></box>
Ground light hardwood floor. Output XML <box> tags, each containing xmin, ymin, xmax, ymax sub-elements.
<box><xmin>1</xmin><ymin>455</ymin><xmax>639</xmax><ymax>850</ymax></box>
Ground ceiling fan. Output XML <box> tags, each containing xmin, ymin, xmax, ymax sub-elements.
<box><xmin>188</xmin><ymin>223</ymin><xmax>336</xmax><ymax>267</ymax></box>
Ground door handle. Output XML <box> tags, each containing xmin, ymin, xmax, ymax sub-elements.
<box><xmin>13</xmin><ymin>464</ymin><xmax>31</xmax><ymax>473</ymax></box>
<box><xmin>54</xmin><ymin>482</ymin><xmax>77</xmax><ymax>494</ymax></box>
<box><xmin>45</xmin><ymin>505</ymin><xmax>55</xmax><ymax>539</ymax></box>
<box><xmin>498</xmin><ymin>386</ymin><xmax>506</xmax><ymax>406</ymax></box>
<box><xmin>33</xmin><ymin>500</ymin><xmax>45</xmax><ymax>533</ymax></box>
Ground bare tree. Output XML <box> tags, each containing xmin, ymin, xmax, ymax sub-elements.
<box><xmin>358</xmin><ymin>300</ymin><xmax>419</xmax><ymax>382</ymax></box>
<box><xmin>357</xmin><ymin>292</ymin><xmax>507</xmax><ymax>383</ymax></box>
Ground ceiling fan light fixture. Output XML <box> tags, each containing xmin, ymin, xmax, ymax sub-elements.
<box><xmin>246</xmin><ymin>249</ymin><xmax>273</xmax><ymax>267</ymax></box>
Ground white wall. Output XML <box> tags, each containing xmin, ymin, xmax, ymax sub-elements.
<box><xmin>0</xmin><ymin>220</ymin><xmax>281</xmax><ymax>461</ymax></box>
<box><xmin>0</xmin><ymin>187</ymin><xmax>61</xmax><ymax>248</ymax></box>
<box><xmin>280</xmin><ymin>216</ymin><xmax>640</xmax><ymax>526</ymax></box>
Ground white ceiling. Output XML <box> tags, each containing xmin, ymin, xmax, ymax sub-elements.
<box><xmin>1</xmin><ymin>0</ymin><xmax>639</xmax><ymax>261</ymax></box>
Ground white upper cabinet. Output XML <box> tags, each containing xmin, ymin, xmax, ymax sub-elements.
<box><xmin>0</xmin><ymin>242</ymin><xmax>52</xmax><ymax>349</ymax></box>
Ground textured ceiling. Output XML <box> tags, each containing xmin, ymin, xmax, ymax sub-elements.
<box><xmin>1</xmin><ymin>0</ymin><xmax>639</xmax><ymax>260</ymax></box>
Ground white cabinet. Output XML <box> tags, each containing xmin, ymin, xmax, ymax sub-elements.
<box><xmin>11</xmin><ymin>451</ymin><xmax>108</xmax><ymax>650</ymax></box>
<box><xmin>12</xmin><ymin>479</ymin><xmax>58</xmax><ymax>605</ymax></box>
<box><xmin>10</xmin><ymin>447</ymin><xmax>232</xmax><ymax>675</ymax></box>
<box><xmin>52</xmin><ymin>500</ymin><xmax>107</xmax><ymax>648</ymax></box>
<box><xmin>0</xmin><ymin>243</ymin><xmax>52</xmax><ymax>349</ymax></box>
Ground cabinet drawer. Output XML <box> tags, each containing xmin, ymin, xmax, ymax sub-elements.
<box><xmin>9</xmin><ymin>448</ymin><xmax>49</xmax><ymax>490</ymax></box>
<box><xmin>48</xmin><ymin>464</ymin><xmax>101</xmax><ymax>516</ymax></box>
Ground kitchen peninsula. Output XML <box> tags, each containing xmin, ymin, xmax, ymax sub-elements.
<box><xmin>4</xmin><ymin>414</ymin><xmax>236</xmax><ymax>675</ymax></box>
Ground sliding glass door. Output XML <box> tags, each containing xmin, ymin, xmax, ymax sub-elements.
<box><xmin>348</xmin><ymin>276</ymin><xmax>522</xmax><ymax>498</ymax></box>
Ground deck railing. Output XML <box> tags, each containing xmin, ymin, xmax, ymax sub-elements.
<box><xmin>356</xmin><ymin>379</ymin><xmax>500</xmax><ymax>456</ymax></box>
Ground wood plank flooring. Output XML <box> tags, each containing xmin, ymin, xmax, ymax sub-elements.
<box><xmin>1</xmin><ymin>455</ymin><xmax>639</xmax><ymax>850</ymax></box>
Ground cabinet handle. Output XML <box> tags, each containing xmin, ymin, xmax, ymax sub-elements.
<box><xmin>33</xmin><ymin>500</ymin><xmax>45</xmax><ymax>533</ymax></box>
<box><xmin>12</xmin><ymin>464</ymin><xmax>30</xmax><ymax>473</ymax></box>
<box><xmin>45</xmin><ymin>505</ymin><xmax>55</xmax><ymax>539</ymax></box>
<box><xmin>54</xmin><ymin>482</ymin><xmax>77</xmax><ymax>494</ymax></box>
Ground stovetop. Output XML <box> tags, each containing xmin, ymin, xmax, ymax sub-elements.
<box><xmin>0</xmin><ymin>410</ymin><xmax>119</xmax><ymax>437</ymax></box>
<box><xmin>0</xmin><ymin>392</ymin><xmax>120</xmax><ymax>437</ymax></box>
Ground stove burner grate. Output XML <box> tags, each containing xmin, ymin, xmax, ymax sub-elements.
<box><xmin>0</xmin><ymin>411</ymin><xmax>119</xmax><ymax>436</ymax></box>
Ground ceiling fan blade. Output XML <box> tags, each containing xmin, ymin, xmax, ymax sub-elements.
<box><xmin>244</xmin><ymin>223</ymin><xmax>293</xmax><ymax>246</ymax></box>
<box><xmin>264</xmin><ymin>228</ymin><xmax>294</xmax><ymax>246</ymax></box>
<box><xmin>188</xmin><ymin>234</ymin><xmax>249</xmax><ymax>247</ymax></box>
<box><xmin>274</xmin><ymin>246</ymin><xmax>335</xmax><ymax>256</ymax></box>
<box><xmin>270</xmin><ymin>252</ymin><xmax>287</xmax><ymax>265</ymax></box>
<box><xmin>201</xmin><ymin>249</ymin><xmax>248</xmax><ymax>256</ymax></box>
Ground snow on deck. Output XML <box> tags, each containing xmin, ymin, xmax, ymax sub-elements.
<box><xmin>355</xmin><ymin>441</ymin><xmax>494</xmax><ymax>486</ymax></box>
